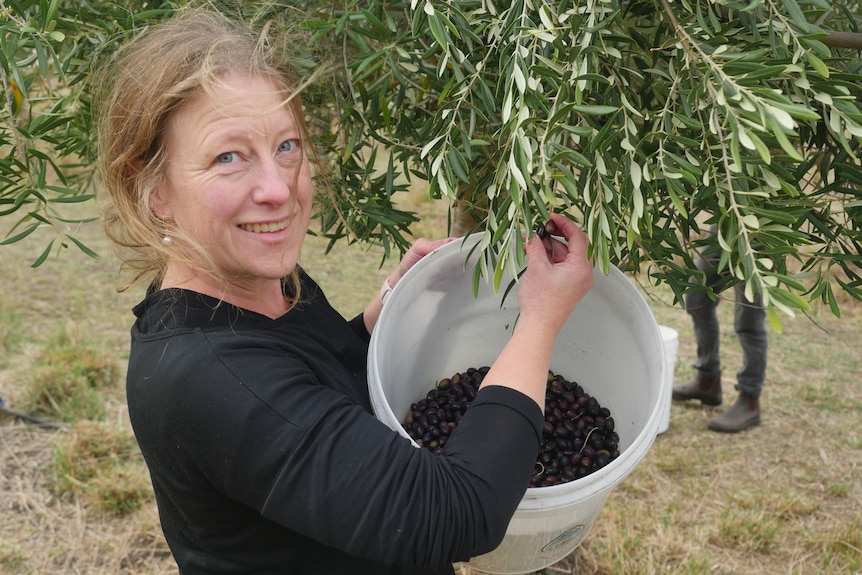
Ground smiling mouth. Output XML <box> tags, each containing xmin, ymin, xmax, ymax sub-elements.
<box><xmin>239</xmin><ymin>219</ymin><xmax>290</xmax><ymax>233</ymax></box>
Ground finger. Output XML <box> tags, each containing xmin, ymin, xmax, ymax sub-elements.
<box><xmin>397</xmin><ymin>237</ymin><xmax>456</xmax><ymax>276</ymax></box>
<box><xmin>547</xmin><ymin>216</ymin><xmax>588</xmax><ymax>261</ymax></box>
<box><xmin>546</xmin><ymin>214</ymin><xmax>579</xmax><ymax>240</ymax></box>
<box><xmin>549</xmin><ymin>237</ymin><xmax>569</xmax><ymax>263</ymax></box>
<box><xmin>524</xmin><ymin>233</ymin><xmax>553</xmax><ymax>267</ymax></box>
<box><xmin>413</xmin><ymin>237</ymin><xmax>455</xmax><ymax>258</ymax></box>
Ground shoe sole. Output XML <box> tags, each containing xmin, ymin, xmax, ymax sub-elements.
<box><xmin>708</xmin><ymin>416</ymin><xmax>761</xmax><ymax>433</ymax></box>
<box><xmin>671</xmin><ymin>393</ymin><xmax>722</xmax><ymax>407</ymax></box>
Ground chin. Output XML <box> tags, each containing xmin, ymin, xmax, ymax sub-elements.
<box><xmin>278</xmin><ymin>259</ymin><xmax>301</xmax><ymax>278</ymax></box>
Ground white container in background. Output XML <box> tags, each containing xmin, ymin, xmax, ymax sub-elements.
<box><xmin>368</xmin><ymin>234</ymin><xmax>665</xmax><ymax>575</ymax></box>
<box><xmin>656</xmin><ymin>325</ymin><xmax>680</xmax><ymax>434</ymax></box>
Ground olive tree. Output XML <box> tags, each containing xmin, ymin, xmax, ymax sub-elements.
<box><xmin>2</xmin><ymin>0</ymin><xmax>861</xmax><ymax>327</ymax></box>
<box><xmin>0</xmin><ymin>0</ymin><xmax>174</xmax><ymax>263</ymax></box>
<box><xmin>305</xmin><ymin>0</ymin><xmax>862</xmax><ymax>328</ymax></box>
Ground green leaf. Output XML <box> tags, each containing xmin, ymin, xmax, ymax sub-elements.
<box><xmin>769</xmin><ymin>286</ymin><xmax>811</xmax><ymax>313</ymax></box>
<box><xmin>780</xmin><ymin>0</ymin><xmax>813</xmax><ymax>32</ymax></box>
<box><xmin>748</xmin><ymin>132</ymin><xmax>771</xmax><ymax>164</ymax></box>
<box><xmin>571</xmin><ymin>104</ymin><xmax>619</xmax><ymax>116</ymax></box>
<box><xmin>448</xmin><ymin>147</ymin><xmax>469</xmax><ymax>183</ymax></box>
<box><xmin>806</xmin><ymin>52</ymin><xmax>829</xmax><ymax>78</ymax></box>
<box><xmin>32</xmin><ymin>37</ymin><xmax>49</xmax><ymax>77</ymax></box>
<box><xmin>826</xmin><ymin>283</ymin><xmax>840</xmax><ymax>317</ymax></box>
<box><xmin>665</xmin><ymin>179</ymin><xmax>689</xmax><ymax>219</ymax></box>
<box><xmin>427</xmin><ymin>14</ymin><xmax>450</xmax><ymax>53</ymax></box>
<box><xmin>493</xmin><ymin>252</ymin><xmax>506</xmax><ymax>292</ymax></box>
<box><xmin>768</xmin><ymin>119</ymin><xmax>804</xmax><ymax>161</ymax></box>
<box><xmin>766</xmin><ymin>304</ymin><xmax>784</xmax><ymax>333</ymax></box>
<box><xmin>670</xmin><ymin>112</ymin><xmax>703</xmax><ymax>131</ymax></box>
<box><xmin>30</xmin><ymin>239</ymin><xmax>54</xmax><ymax>267</ymax></box>
<box><xmin>739</xmin><ymin>64</ymin><xmax>789</xmax><ymax>82</ymax></box>
<box><xmin>1</xmin><ymin>222</ymin><xmax>39</xmax><ymax>245</ymax></box>
<box><xmin>768</xmin><ymin>100</ymin><xmax>821</xmax><ymax>122</ymax></box>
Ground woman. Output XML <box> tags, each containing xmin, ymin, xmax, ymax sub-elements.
<box><xmin>97</xmin><ymin>9</ymin><xmax>594</xmax><ymax>575</ymax></box>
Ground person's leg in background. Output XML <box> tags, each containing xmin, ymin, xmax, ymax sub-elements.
<box><xmin>707</xmin><ymin>284</ymin><xmax>767</xmax><ymax>432</ymax></box>
<box><xmin>672</xmin><ymin>259</ymin><xmax>725</xmax><ymax>407</ymax></box>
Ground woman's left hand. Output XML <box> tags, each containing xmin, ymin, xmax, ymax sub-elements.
<box><xmin>388</xmin><ymin>237</ymin><xmax>457</xmax><ymax>288</ymax></box>
<box><xmin>363</xmin><ymin>237</ymin><xmax>456</xmax><ymax>333</ymax></box>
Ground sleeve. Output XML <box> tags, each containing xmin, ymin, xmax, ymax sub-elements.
<box><xmin>347</xmin><ymin>313</ymin><xmax>371</xmax><ymax>343</ymax></box>
<box><xmin>179</xmin><ymin>345</ymin><xmax>542</xmax><ymax>569</ymax></box>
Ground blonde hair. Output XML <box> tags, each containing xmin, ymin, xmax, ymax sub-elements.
<box><xmin>96</xmin><ymin>8</ymin><xmax>314</xmax><ymax>295</ymax></box>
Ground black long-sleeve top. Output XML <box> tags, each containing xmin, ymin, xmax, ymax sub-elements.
<box><xmin>126</xmin><ymin>269</ymin><xmax>543</xmax><ymax>575</ymax></box>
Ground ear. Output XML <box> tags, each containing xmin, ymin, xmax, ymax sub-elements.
<box><xmin>134</xmin><ymin>159</ymin><xmax>172</xmax><ymax>221</ymax></box>
<box><xmin>150</xmin><ymin>185</ymin><xmax>172</xmax><ymax>221</ymax></box>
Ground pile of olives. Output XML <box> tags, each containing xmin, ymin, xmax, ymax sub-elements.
<box><xmin>402</xmin><ymin>367</ymin><xmax>621</xmax><ymax>487</ymax></box>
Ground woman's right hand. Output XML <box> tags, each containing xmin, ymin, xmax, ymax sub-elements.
<box><xmin>517</xmin><ymin>214</ymin><xmax>594</xmax><ymax>338</ymax></box>
<box><xmin>476</xmin><ymin>214</ymin><xmax>593</xmax><ymax>408</ymax></box>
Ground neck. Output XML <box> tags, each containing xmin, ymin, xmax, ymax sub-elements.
<box><xmin>160</xmin><ymin>263</ymin><xmax>291</xmax><ymax>319</ymax></box>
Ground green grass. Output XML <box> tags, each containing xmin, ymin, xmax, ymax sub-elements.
<box><xmin>52</xmin><ymin>420</ymin><xmax>152</xmax><ymax>516</ymax></box>
<box><xmin>18</xmin><ymin>328</ymin><xmax>120</xmax><ymax>422</ymax></box>
<box><xmin>0</xmin><ymin>309</ymin><xmax>21</xmax><ymax>364</ymax></box>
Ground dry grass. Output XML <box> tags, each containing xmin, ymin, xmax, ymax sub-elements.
<box><xmin>0</xmin><ymin>422</ymin><xmax>173</xmax><ymax>574</ymax></box>
<box><xmin>1</xmin><ymin>192</ymin><xmax>860</xmax><ymax>575</ymax></box>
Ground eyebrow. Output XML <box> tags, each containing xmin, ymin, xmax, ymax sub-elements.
<box><xmin>199</xmin><ymin>122</ymin><xmax>301</xmax><ymax>151</ymax></box>
<box><xmin>200</xmin><ymin>128</ymin><xmax>252</xmax><ymax>150</ymax></box>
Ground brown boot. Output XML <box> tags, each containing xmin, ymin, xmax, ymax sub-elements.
<box><xmin>708</xmin><ymin>392</ymin><xmax>760</xmax><ymax>433</ymax></box>
<box><xmin>672</xmin><ymin>371</ymin><xmax>722</xmax><ymax>406</ymax></box>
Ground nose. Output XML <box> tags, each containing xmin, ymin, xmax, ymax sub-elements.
<box><xmin>251</xmin><ymin>156</ymin><xmax>292</xmax><ymax>205</ymax></box>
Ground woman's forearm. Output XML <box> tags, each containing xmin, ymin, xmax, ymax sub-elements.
<box><xmin>478</xmin><ymin>314</ymin><xmax>557</xmax><ymax>409</ymax></box>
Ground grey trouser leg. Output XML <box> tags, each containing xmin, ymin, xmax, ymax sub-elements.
<box><xmin>684</xmin><ymin>256</ymin><xmax>768</xmax><ymax>397</ymax></box>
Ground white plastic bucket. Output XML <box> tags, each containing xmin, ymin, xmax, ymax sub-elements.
<box><xmin>657</xmin><ymin>326</ymin><xmax>680</xmax><ymax>434</ymax></box>
<box><xmin>368</xmin><ymin>234</ymin><xmax>665</xmax><ymax>574</ymax></box>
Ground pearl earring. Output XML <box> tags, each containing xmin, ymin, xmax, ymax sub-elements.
<box><xmin>162</xmin><ymin>236</ymin><xmax>172</xmax><ymax>245</ymax></box>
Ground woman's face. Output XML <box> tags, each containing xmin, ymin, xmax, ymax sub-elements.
<box><xmin>152</xmin><ymin>73</ymin><xmax>313</xmax><ymax>289</ymax></box>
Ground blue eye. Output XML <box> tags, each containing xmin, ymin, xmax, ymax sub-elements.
<box><xmin>216</xmin><ymin>151</ymin><xmax>239</xmax><ymax>164</ymax></box>
<box><xmin>278</xmin><ymin>139</ymin><xmax>299</xmax><ymax>153</ymax></box>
